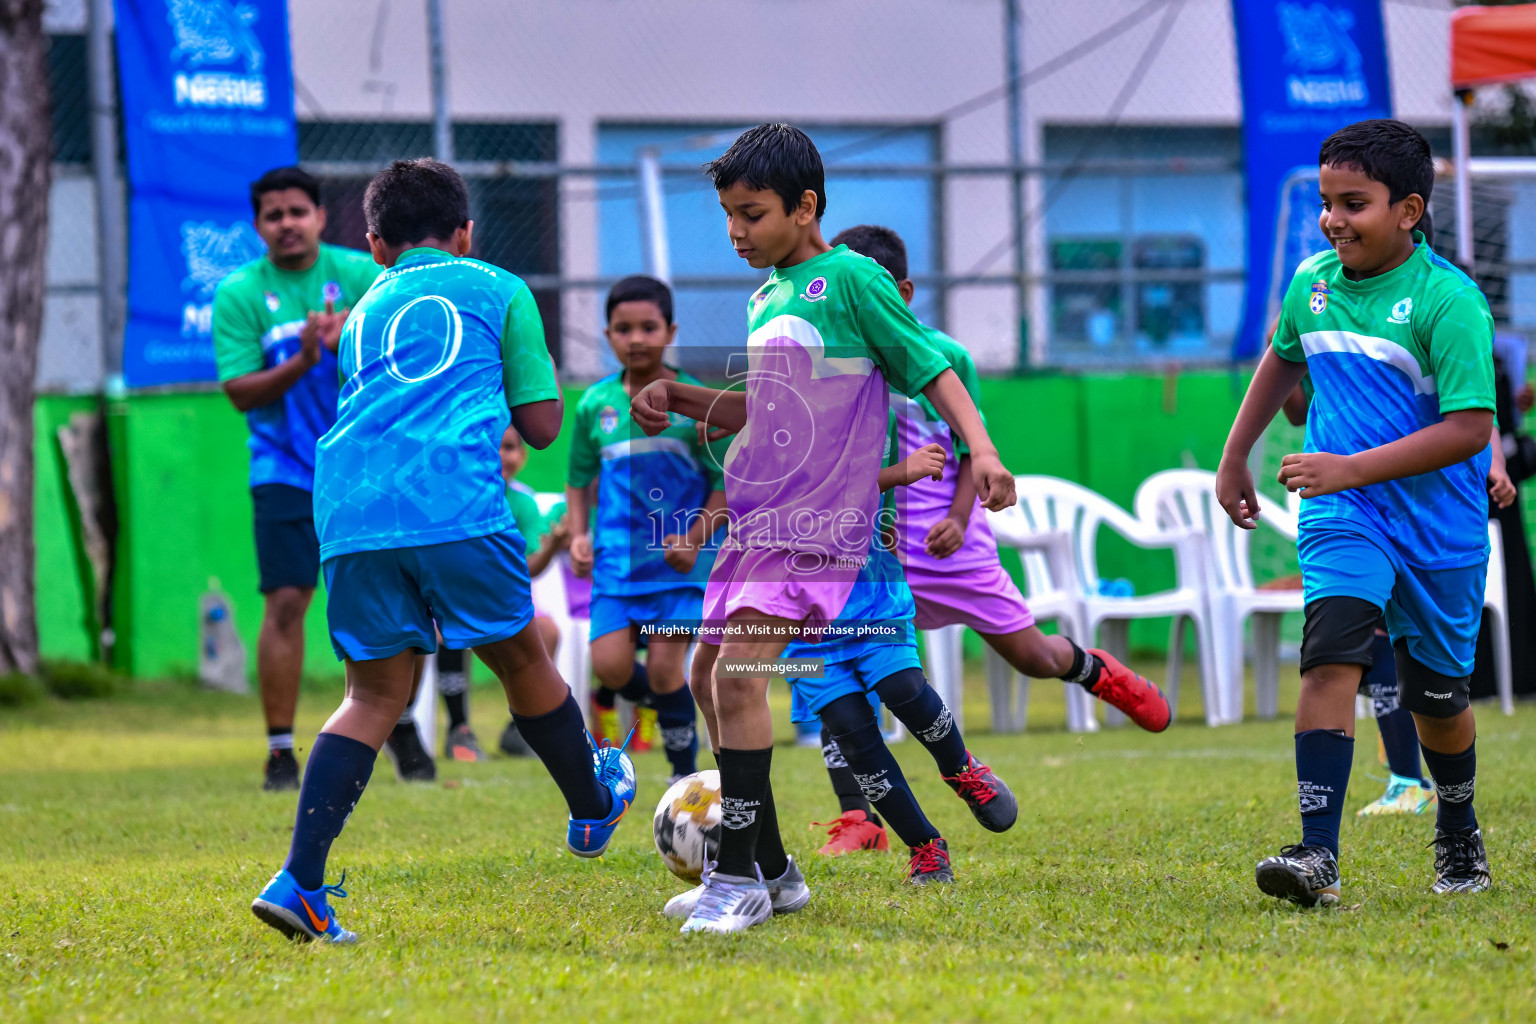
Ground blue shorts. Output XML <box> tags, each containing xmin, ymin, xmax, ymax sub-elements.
<box><xmin>323</xmin><ymin>529</ymin><xmax>534</xmax><ymax>661</ymax></box>
<box><xmin>589</xmin><ymin>587</ymin><xmax>703</xmax><ymax>642</ymax></box>
<box><xmin>788</xmin><ymin>642</ymin><xmax>921</xmax><ymax>724</ymax></box>
<box><xmin>1298</xmin><ymin>524</ymin><xmax>1486</xmax><ymax>678</ymax></box>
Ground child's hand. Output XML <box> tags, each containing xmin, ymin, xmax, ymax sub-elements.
<box><xmin>900</xmin><ymin>443</ymin><xmax>946</xmax><ymax>485</ymax></box>
<box><xmin>569</xmin><ymin>533</ymin><xmax>594</xmax><ymax>577</ymax></box>
<box><xmin>661</xmin><ymin>534</ymin><xmax>700</xmax><ymax>574</ymax></box>
<box><xmin>1215</xmin><ymin>454</ymin><xmax>1261</xmax><ymax>529</ymax></box>
<box><xmin>1277</xmin><ymin>451</ymin><xmax>1360</xmax><ymax>498</ymax></box>
<box><xmin>545</xmin><ymin>515</ymin><xmax>571</xmax><ymax>551</ymax></box>
<box><xmin>695</xmin><ymin>421</ymin><xmax>735</xmax><ymax>445</ymax></box>
<box><xmin>1488</xmin><ymin>465</ymin><xmax>1517</xmax><ymax>508</ymax></box>
<box><xmin>924</xmin><ymin>517</ymin><xmax>965</xmax><ymax>558</ymax></box>
<box><xmin>630</xmin><ymin>380</ymin><xmax>672</xmax><ymax>436</ymax></box>
<box><xmin>971</xmin><ymin>452</ymin><xmax>1015</xmax><ymax>511</ymax></box>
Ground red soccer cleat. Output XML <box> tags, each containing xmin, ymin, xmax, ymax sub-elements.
<box><xmin>1087</xmin><ymin>649</ymin><xmax>1172</xmax><ymax>733</ymax></box>
<box><xmin>812</xmin><ymin>810</ymin><xmax>889</xmax><ymax>855</ymax></box>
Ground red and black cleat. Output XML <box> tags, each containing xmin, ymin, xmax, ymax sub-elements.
<box><xmin>942</xmin><ymin>753</ymin><xmax>1018</xmax><ymax>833</ymax></box>
<box><xmin>1087</xmin><ymin>649</ymin><xmax>1172</xmax><ymax>733</ymax></box>
<box><xmin>906</xmin><ymin>838</ymin><xmax>955</xmax><ymax>885</ymax></box>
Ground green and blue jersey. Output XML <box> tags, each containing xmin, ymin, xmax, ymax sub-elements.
<box><xmin>1272</xmin><ymin>232</ymin><xmax>1495</xmax><ymax>568</ymax></box>
<box><xmin>313</xmin><ymin>248</ymin><xmax>558</xmax><ymax>560</ymax></box>
<box><xmin>568</xmin><ymin>369</ymin><xmax>725</xmax><ymax>594</ymax></box>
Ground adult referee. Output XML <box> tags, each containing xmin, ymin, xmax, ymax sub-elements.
<box><xmin>213</xmin><ymin>167</ymin><xmax>436</xmax><ymax>789</ymax></box>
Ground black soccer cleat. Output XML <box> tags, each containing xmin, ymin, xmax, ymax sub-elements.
<box><xmin>1430</xmin><ymin>827</ymin><xmax>1491</xmax><ymax>894</ymax></box>
<box><xmin>906</xmin><ymin>838</ymin><xmax>956</xmax><ymax>885</ymax></box>
<box><xmin>383</xmin><ymin>722</ymin><xmax>437</xmax><ymax>782</ymax></box>
<box><xmin>942</xmin><ymin>753</ymin><xmax>1018</xmax><ymax>833</ymax></box>
<box><xmin>1255</xmin><ymin>843</ymin><xmax>1341</xmax><ymax>907</ymax></box>
<box><xmin>262</xmin><ymin>748</ymin><xmax>300</xmax><ymax>791</ymax></box>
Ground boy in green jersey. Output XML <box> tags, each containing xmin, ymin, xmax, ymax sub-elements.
<box><xmin>212</xmin><ymin>166</ymin><xmax>383</xmax><ymax>791</ymax></box>
<box><xmin>629</xmin><ymin>124</ymin><xmax>1014</xmax><ymax>933</ymax></box>
<box><xmin>1218</xmin><ymin>120</ymin><xmax>1497</xmax><ymax>906</ymax></box>
<box><xmin>568</xmin><ymin>276</ymin><xmax>727</xmax><ymax>781</ymax></box>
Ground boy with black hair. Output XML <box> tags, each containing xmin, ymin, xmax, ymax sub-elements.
<box><xmin>214</xmin><ymin>166</ymin><xmax>384</xmax><ymax>791</ymax></box>
<box><xmin>630</xmin><ymin>123</ymin><xmax>1015</xmax><ymax>934</ymax></box>
<box><xmin>566</xmin><ymin>275</ymin><xmax>725</xmax><ymax>782</ymax></box>
<box><xmin>1218</xmin><ymin>119</ymin><xmax>1497</xmax><ymax>906</ymax></box>
<box><xmin>809</xmin><ymin>224</ymin><xmax>1171</xmax><ymax>848</ymax></box>
<box><xmin>251</xmin><ymin>159</ymin><xmax>635</xmax><ymax>943</ymax></box>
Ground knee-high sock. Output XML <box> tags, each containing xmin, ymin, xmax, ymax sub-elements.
<box><xmin>619</xmin><ymin>661</ymin><xmax>652</xmax><ymax>705</ymax></box>
<box><xmin>651</xmin><ymin>684</ymin><xmax>698</xmax><ymax>776</ymax></box>
<box><xmin>716</xmin><ymin>746</ymin><xmax>772</xmax><ymax>879</ymax></box>
<box><xmin>821</xmin><ymin>725</ymin><xmax>878</xmax><ymax>822</ymax></box>
<box><xmin>437</xmin><ymin>648</ymin><xmax>469</xmax><ymax>730</ymax></box>
<box><xmin>1296</xmin><ymin>728</ymin><xmax>1354</xmax><ymax>856</ymax></box>
<box><xmin>283</xmin><ymin>732</ymin><xmax>377</xmax><ymax>890</ymax></box>
<box><xmin>1422</xmin><ymin>741</ymin><xmax>1478</xmax><ymax>832</ymax></box>
<box><xmin>827</xmin><ymin>713</ymin><xmax>938</xmax><ymax>847</ymax></box>
<box><xmin>876</xmin><ymin>668</ymin><xmax>968</xmax><ymax>776</ymax></box>
<box><xmin>513</xmin><ymin>695</ymin><xmax>610</xmax><ymax>820</ymax></box>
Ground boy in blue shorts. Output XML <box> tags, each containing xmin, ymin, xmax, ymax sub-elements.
<box><xmin>251</xmin><ymin>160</ymin><xmax>635</xmax><ymax>943</ymax></box>
<box><xmin>567</xmin><ymin>275</ymin><xmax>727</xmax><ymax>782</ymax></box>
<box><xmin>1218</xmin><ymin>120</ymin><xmax>1497</xmax><ymax>906</ymax></box>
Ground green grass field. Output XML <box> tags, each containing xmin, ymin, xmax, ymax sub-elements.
<box><xmin>4</xmin><ymin>666</ymin><xmax>1533</xmax><ymax>1023</ymax></box>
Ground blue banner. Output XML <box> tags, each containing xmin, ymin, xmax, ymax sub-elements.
<box><xmin>116</xmin><ymin>0</ymin><xmax>296</xmax><ymax>387</ymax></box>
<box><xmin>1231</xmin><ymin>0</ymin><xmax>1391</xmax><ymax>359</ymax></box>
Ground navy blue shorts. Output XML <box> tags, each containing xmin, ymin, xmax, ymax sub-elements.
<box><xmin>323</xmin><ymin>529</ymin><xmax>534</xmax><ymax>662</ymax></box>
<box><xmin>252</xmin><ymin>484</ymin><xmax>320</xmax><ymax>593</ymax></box>
<box><xmin>589</xmin><ymin>587</ymin><xmax>703</xmax><ymax>642</ymax></box>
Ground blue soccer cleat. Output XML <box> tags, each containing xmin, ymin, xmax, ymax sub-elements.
<box><xmin>566</xmin><ymin>731</ymin><xmax>637</xmax><ymax>858</ymax></box>
<box><xmin>251</xmin><ymin>868</ymin><xmax>358</xmax><ymax>944</ymax></box>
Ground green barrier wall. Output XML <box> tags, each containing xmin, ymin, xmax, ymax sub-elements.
<box><xmin>25</xmin><ymin>370</ymin><xmax>1305</xmax><ymax>678</ymax></box>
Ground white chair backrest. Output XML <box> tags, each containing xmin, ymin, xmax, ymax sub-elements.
<box><xmin>1133</xmin><ymin>468</ymin><xmax>1300</xmax><ymax>596</ymax></box>
<box><xmin>999</xmin><ymin>476</ymin><xmax>1155</xmax><ymax>596</ymax></box>
<box><xmin>1486</xmin><ymin>520</ymin><xmax>1505</xmax><ymax>605</ymax></box>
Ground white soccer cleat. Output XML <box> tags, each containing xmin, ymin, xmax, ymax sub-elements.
<box><xmin>679</xmin><ymin>870</ymin><xmax>773</xmax><ymax>935</ymax></box>
<box><xmin>665</xmin><ymin>857</ymin><xmax>810</xmax><ymax>920</ymax></box>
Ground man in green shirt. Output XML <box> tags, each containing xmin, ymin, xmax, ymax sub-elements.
<box><xmin>212</xmin><ymin>166</ymin><xmax>382</xmax><ymax>791</ymax></box>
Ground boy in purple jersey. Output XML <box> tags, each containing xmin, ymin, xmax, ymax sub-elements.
<box><xmin>630</xmin><ymin>124</ymin><xmax>1014</xmax><ymax>934</ymax></box>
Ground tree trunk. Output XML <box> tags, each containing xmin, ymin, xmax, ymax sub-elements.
<box><xmin>0</xmin><ymin>0</ymin><xmax>51</xmax><ymax>675</ymax></box>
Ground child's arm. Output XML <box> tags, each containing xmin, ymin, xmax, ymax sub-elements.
<box><xmin>1276</xmin><ymin>409</ymin><xmax>1493</xmax><ymax>498</ymax></box>
<box><xmin>1281</xmin><ymin>384</ymin><xmax>1311</xmax><ymax>427</ymax></box>
<box><xmin>525</xmin><ymin>516</ymin><xmax>570</xmax><ymax>577</ymax></box>
<box><xmin>566</xmin><ymin>484</ymin><xmax>593</xmax><ymax>577</ymax></box>
<box><xmin>1487</xmin><ymin>424</ymin><xmax>1516</xmax><ymax>509</ymax></box>
<box><xmin>631</xmin><ymin>380</ymin><xmax>746</xmax><ymax>436</ymax></box>
<box><xmin>920</xmin><ymin>370</ymin><xmax>1014</xmax><ymax>511</ymax></box>
<box><xmin>662</xmin><ymin>490</ymin><xmax>728</xmax><ymax>574</ymax></box>
<box><xmin>877</xmin><ymin>442</ymin><xmax>946</xmax><ymax>493</ymax></box>
<box><xmin>925</xmin><ymin>453</ymin><xmax>977</xmax><ymax>558</ymax></box>
<box><xmin>1216</xmin><ymin>348</ymin><xmax>1311</xmax><ymax>528</ymax></box>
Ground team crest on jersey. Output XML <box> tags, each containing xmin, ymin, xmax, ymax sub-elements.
<box><xmin>1309</xmin><ymin>281</ymin><xmax>1330</xmax><ymax>315</ymax></box>
<box><xmin>323</xmin><ymin>280</ymin><xmax>343</xmax><ymax>305</ymax></box>
<box><xmin>801</xmin><ymin>276</ymin><xmax>828</xmax><ymax>302</ymax></box>
<box><xmin>263</xmin><ymin>290</ymin><xmax>280</xmax><ymax>313</ymax></box>
<box><xmin>1388</xmin><ymin>297</ymin><xmax>1413</xmax><ymax>324</ymax></box>
<box><xmin>599</xmin><ymin>405</ymin><xmax>619</xmax><ymax>434</ymax></box>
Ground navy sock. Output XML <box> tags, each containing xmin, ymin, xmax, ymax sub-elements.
<box><xmin>1376</xmin><ymin>706</ymin><xmax>1424</xmax><ymax>783</ymax></box>
<box><xmin>878</xmin><ymin>672</ymin><xmax>968</xmax><ymax>776</ymax></box>
<box><xmin>619</xmin><ymin>661</ymin><xmax>652</xmax><ymax>706</ymax></box>
<box><xmin>283</xmin><ymin>732</ymin><xmax>377</xmax><ymax>890</ymax></box>
<box><xmin>513</xmin><ymin>695</ymin><xmax>611</xmax><ymax>820</ymax></box>
<box><xmin>651</xmin><ymin>684</ymin><xmax>698</xmax><ymax>776</ymax></box>
<box><xmin>832</xmin><ymin>718</ymin><xmax>939</xmax><ymax>848</ymax></box>
<box><xmin>591</xmin><ymin>686</ymin><xmax>616</xmax><ymax>710</ymax></box>
<box><xmin>716</xmin><ymin>747</ymin><xmax>772</xmax><ymax>878</ymax></box>
<box><xmin>820</xmin><ymin>725</ymin><xmax>878</xmax><ymax>822</ymax></box>
<box><xmin>1295</xmin><ymin>729</ymin><xmax>1354</xmax><ymax>856</ymax></box>
<box><xmin>1061</xmin><ymin>640</ymin><xmax>1106</xmax><ymax>689</ymax></box>
<box><xmin>1422</xmin><ymin>740</ymin><xmax>1478</xmax><ymax>832</ymax></box>
<box><xmin>755</xmin><ymin>781</ymin><xmax>790</xmax><ymax>881</ymax></box>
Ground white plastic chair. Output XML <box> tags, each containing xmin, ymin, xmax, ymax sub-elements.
<box><xmin>534</xmin><ymin>492</ymin><xmax>591</xmax><ymax>717</ymax></box>
<box><xmin>1484</xmin><ymin>520</ymin><xmax>1515</xmax><ymax>716</ymax></box>
<box><xmin>977</xmin><ymin>515</ymin><xmax>1100</xmax><ymax>733</ymax></box>
<box><xmin>1008</xmin><ymin>475</ymin><xmax>1221</xmax><ymax>726</ymax></box>
<box><xmin>411</xmin><ymin>654</ymin><xmax>438</xmax><ymax>752</ymax></box>
<box><xmin>1134</xmin><ymin>469</ymin><xmax>1304</xmax><ymax>723</ymax></box>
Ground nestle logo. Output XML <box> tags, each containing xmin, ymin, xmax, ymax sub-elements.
<box><xmin>174</xmin><ymin>72</ymin><xmax>267</xmax><ymax>109</ymax></box>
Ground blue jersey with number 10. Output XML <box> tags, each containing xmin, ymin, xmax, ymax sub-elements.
<box><xmin>313</xmin><ymin>247</ymin><xmax>559</xmax><ymax>561</ymax></box>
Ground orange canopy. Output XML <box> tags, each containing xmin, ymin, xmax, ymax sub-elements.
<box><xmin>1452</xmin><ymin>3</ymin><xmax>1536</xmax><ymax>89</ymax></box>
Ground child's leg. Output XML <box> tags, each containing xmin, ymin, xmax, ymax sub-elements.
<box><xmin>646</xmin><ymin>635</ymin><xmax>699</xmax><ymax>777</ymax></box>
<box><xmin>819</xmin><ymin>725</ymin><xmax>879</xmax><ymax>822</ymax></box>
<box><xmin>436</xmin><ymin>646</ymin><xmax>469</xmax><ymax>730</ymax></box>
<box><xmin>691</xmin><ymin>641</ymin><xmax>721</xmax><ymax>754</ymax></box>
<box><xmin>1293</xmin><ymin>660</ymin><xmax>1362</xmax><ymax>855</ymax></box>
<box><xmin>1362</xmin><ymin>631</ymin><xmax>1426</xmax><ymax>785</ymax></box>
<box><xmin>712</xmin><ymin>610</ymin><xmax>791</xmax><ymax>880</ymax></box>
<box><xmin>981</xmin><ymin>625</ymin><xmax>1169</xmax><ymax>731</ymax></box>
<box><xmin>283</xmin><ymin>650</ymin><xmax>417</xmax><ymax>889</ymax></box>
<box><xmin>873</xmin><ymin>666</ymin><xmax>968</xmax><ymax>775</ymax></box>
<box><xmin>819</xmin><ymin>691</ymin><xmax>939</xmax><ymax>848</ymax></box>
<box><xmin>475</xmin><ymin>623</ymin><xmax>610</xmax><ymax>820</ymax></box>
<box><xmin>534</xmin><ymin>614</ymin><xmax>559</xmax><ymax>656</ymax></box>
<box><xmin>1396</xmin><ymin>639</ymin><xmax>1479</xmax><ymax>834</ymax></box>
<box><xmin>591</xmin><ymin>624</ymin><xmax>646</xmax><ymax>698</ymax></box>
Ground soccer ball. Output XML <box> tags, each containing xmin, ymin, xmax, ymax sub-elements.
<box><xmin>652</xmin><ymin>770</ymin><xmax>721</xmax><ymax>882</ymax></box>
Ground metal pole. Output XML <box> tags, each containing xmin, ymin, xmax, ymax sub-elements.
<box><xmin>88</xmin><ymin>0</ymin><xmax>127</xmax><ymax>389</ymax></box>
<box><xmin>426</xmin><ymin>0</ymin><xmax>453</xmax><ymax>162</ymax></box>
<box><xmin>637</xmin><ymin>147</ymin><xmax>671</xmax><ymax>282</ymax></box>
<box><xmin>1004</xmin><ymin>0</ymin><xmax>1029</xmax><ymax>363</ymax></box>
<box><xmin>1452</xmin><ymin>88</ymin><xmax>1474</xmax><ymax>273</ymax></box>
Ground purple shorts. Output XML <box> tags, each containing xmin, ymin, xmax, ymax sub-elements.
<box><xmin>699</xmin><ymin>545</ymin><xmax>860</xmax><ymax>646</ymax></box>
<box><xmin>907</xmin><ymin>560</ymin><xmax>1035</xmax><ymax>634</ymax></box>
